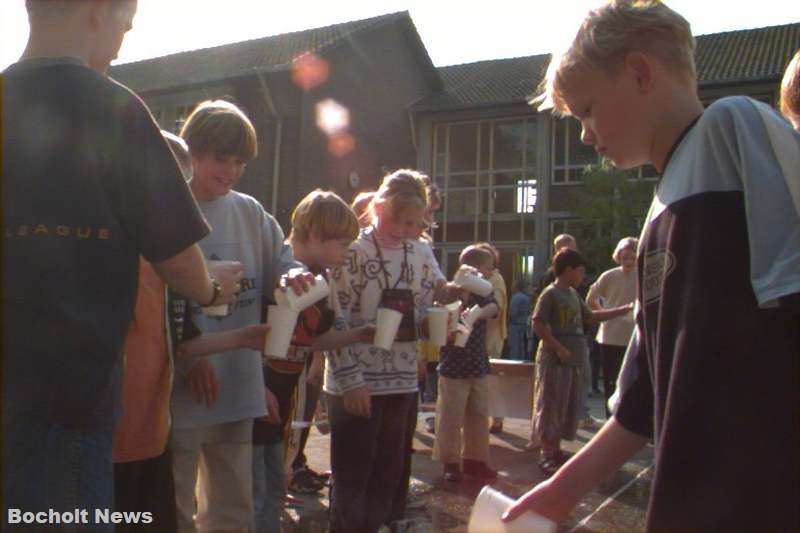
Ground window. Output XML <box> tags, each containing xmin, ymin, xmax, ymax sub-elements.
<box><xmin>432</xmin><ymin>116</ymin><xmax>538</xmax><ymax>246</ymax></box>
<box><xmin>552</xmin><ymin>117</ymin><xmax>597</xmax><ymax>184</ymax></box>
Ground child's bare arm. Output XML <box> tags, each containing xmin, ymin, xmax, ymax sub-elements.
<box><xmin>176</xmin><ymin>324</ymin><xmax>270</xmax><ymax>358</ymax></box>
<box><xmin>310</xmin><ymin>325</ymin><xmax>375</xmax><ymax>351</ymax></box>
<box><xmin>586</xmin><ymin>303</ymin><xmax>634</xmax><ymax>324</ymax></box>
<box><xmin>503</xmin><ymin>418</ymin><xmax>648</xmax><ymax>524</ymax></box>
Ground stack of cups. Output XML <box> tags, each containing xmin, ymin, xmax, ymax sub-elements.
<box><xmin>374</xmin><ymin>308</ymin><xmax>404</xmax><ymax>351</ymax></box>
<box><xmin>427</xmin><ymin>307</ymin><xmax>449</xmax><ymax>346</ymax></box>
<box><xmin>454</xmin><ymin>323</ymin><xmax>472</xmax><ymax>348</ymax></box>
<box><xmin>264</xmin><ymin>274</ymin><xmax>329</xmax><ymax>359</ymax></box>
<box><xmin>468</xmin><ymin>486</ymin><xmax>556</xmax><ymax>533</ymax></box>
<box><xmin>454</xmin><ymin>267</ymin><xmax>493</xmax><ymax>297</ymax></box>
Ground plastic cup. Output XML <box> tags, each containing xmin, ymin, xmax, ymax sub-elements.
<box><xmin>273</xmin><ymin>274</ymin><xmax>329</xmax><ymax>312</ymax></box>
<box><xmin>468</xmin><ymin>485</ymin><xmax>556</xmax><ymax>533</ymax></box>
<box><xmin>374</xmin><ymin>308</ymin><xmax>404</xmax><ymax>350</ymax></box>
<box><xmin>263</xmin><ymin>305</ymin><xmax>300</xmax><ymax>359</ymax></box>
<box><xmin>427</xmin><ymin>307</ymin><xmax>449</xmax><ymax>346</ymax></box>
<box><xmin>203</xmin><ymin>304</ymin><xmax>229</xmax><ymax>316</ymax></box>
<box><xmin>455</xmin><ymin>269</ymin><xmax>493</xmax><ymax>297</ymax></box>
<box><xmin>463</xmin><ymin>304</ymin><xmax>483</xmax><ymax>327</ymax></box>
<box><xmin>445</xmin><ymin>300</ymin><xmax>462</xmax><ymax>333</ymax></box>
<box><xmin>454</xmin><ymin>323</ymin><xmax>472</xmax><ymax>348</ymax></box>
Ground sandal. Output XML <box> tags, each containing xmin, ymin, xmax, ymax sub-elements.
<box><xmin>538</xmin><ymin>457</ymin><xmax>561</xmax><ymax>477</ymax></box>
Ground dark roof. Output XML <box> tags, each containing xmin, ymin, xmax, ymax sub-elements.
<box><xmin>413</xmin><ymin>22</ymin><xmax>800</xmax><ymax>112</ymax></box>
<box><xmin>109</xmin><ymin>11</ymin><xmax>437</xmax><ymax>93</ymax></box>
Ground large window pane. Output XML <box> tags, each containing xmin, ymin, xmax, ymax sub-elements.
<box><xmin>447</xmin><ymin>221</ymin><xmax>475</xmax><ymax>242</ymax></box>
<box><xmin>491</xmin><ymin>219</ymin><xmax>522</xmax><ymax>242</ymax></box>
<box><xmin>525</xmin><ymin>119</ymin><xmax>538</xmax><ymax>169</ymax></box>
<box><xmin>493</xmin><ymin>187</ymin><xmax>517</xmax><ymax>214</ymax></box>
<box><xmin>493</xmin><ymin>121</ymin><xmax>524</xmax><ymax>169</ymax></box>
<box><xmin>449</xmin><ymin>123</ymin><xmax>478</xmax><ymax>172</ymax></box>
<box><xmin>493</xmin><ymin>172</ymin><xmax>521</xmax><ymax>187</ymax></box>
<box><xmin>554</xmin><ymin>119</ymin><xmax>566</xmax><ymax>166</ymax></box>
<box><xmin>480</xmin><ymin>123</ymin><xmax>491</xmax><ymax>171</ymax></box>
<box><xmin>448</xmin><ymin>174</ymin><xmax>476</xmax><ymax>188</ymax></box>
<box><xmin>568</xmin><ymin>118</ymin><xmax>596</xmax><ymax>166</ymax></box>
<box><xmin>447</xmin><ymin>189</ymin><xmax>478</xmax><ymax>216</ymax></box>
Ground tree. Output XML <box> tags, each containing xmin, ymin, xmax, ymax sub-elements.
<box><xmin>571</xmin><ymin>160</ymin><xmax>654</xmax><ymax>274</ymax></box>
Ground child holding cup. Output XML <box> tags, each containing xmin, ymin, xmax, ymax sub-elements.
<box><xmin>433</xmin><ymin>244</ymin><xmax>499</xmax><ymax>483</ymax></box>
<box><xmin>325</xmin><ymin>170</ymin><xmax>440</xmax><ymax>533</ymax></box>
<box><xmin>252</xmin><ymin>190</ymin><xmax>371</xmax><ymax>532</ymax></box>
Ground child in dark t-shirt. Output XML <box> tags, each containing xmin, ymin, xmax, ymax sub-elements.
<box><xmin>532</xmin><ymin>249</ymin><xmax>632</xmax><ymax>476</ymax></box>
<box><xmin>432</xmin><ymin>245</ymin><xmax>499</xmax><ymax>483</ymax></box>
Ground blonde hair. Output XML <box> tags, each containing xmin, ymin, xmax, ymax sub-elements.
<box><xmin>612</xmin><ymin>237</ymin><xmax>639</xmax><ymax>264</ymax></box>
<box><xmin>180</xmin><ymin>100</ymin><xmax>257</xmax><ymax>160</ymax></box>
<box><xmin>290</xmin><ymin>190</ymin><xmax>360</xmax><ymax>244</ymax></box>
<box><xmin>369</xmin><ymin>169</ymin><xmax>428</xmax><ymax>224</ymax></box>
<box><xmin>161</xmin><ymin>130</ymin><xmax>192</xmax><ymax>181</ymax></box>
<box><xmin>553</xmin><ymin>233</ymin><xmax>577</xmax><ymax>252</ymax></box>
<box><xmin>351</xmin><ymin>191</ymin><xmax>376</xmax><ymax>227</ymax></box>
<box><xmin>537</xmin><ymin>0</ymin><xmax>695</xmax><ymax>115</ymax></box>
<box><xmin>780</xmin><ymin>49</ymin><xmax>800</xmax><ymax>128</ymax></box>
<box><xmin>459</xmin><ymin>244</ymin><xmax>494</xmax><ymax>270</ymax></box>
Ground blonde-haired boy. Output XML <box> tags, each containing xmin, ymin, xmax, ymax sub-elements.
<box><xmin>253</xmin><ymin>189</ymin><xmax>371</xmax><ymax>531</ymax></box>
<box><xmin>506</xmin><ymin>2</ymin><xmax>800</xmax><ymax>531</ymax></box>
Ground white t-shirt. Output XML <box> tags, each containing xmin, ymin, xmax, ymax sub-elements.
<box><xmin>586</xmin><ymin>267</ymin><xmax>636</xmax><ymax>346</ymax></box>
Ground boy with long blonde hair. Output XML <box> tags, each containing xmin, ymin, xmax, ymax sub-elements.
<box><xmin>505</xmin><ymin>2</ymin><xmax>799</xmax><ymax>531</ymax></box>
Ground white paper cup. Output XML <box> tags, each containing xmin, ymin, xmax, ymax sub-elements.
<box><xmin>468</xmin><ymin>485</ymin><xmax>556</xmax><ymax>533</ymax></box>
<box><xmin>463</xmin><ymin>304</ymin><xmax>483</xmax><ymax>327</ymax></box>
<box><xmin>427</xmin><ymin>307</ymin><xmax>449</xmax><ymax>346</ymax></box>
<box><xmin>445</xmin><ymin>300</ymin><xmax>462</xmax><ymax>333</ymax></box>
<box><xmin>455</xmin><ymin>269</ymin><xmax>493</xmax><ymax>297</ymax></box>
<box><xmin>273</xmin><ymin>274</ymin><xmax>329</xmax><ymax>312</ymax></box>
<box><xmin>374</xmin><ymin>308</ymin><xmax>404</xmax><ymax>350</ymax></box>
<box><xmin>263</xmin><ymin>305</ymin><xmax>300</xmax><ymax>359</ymax></box>
<box><xmin>454</xmin><ymin>323</ymin><xmax>472</xmax><ymax>348</ymax></box>
<box><xmin>203</xmin><ymin>304</ymin><xmax>229</xmax><ymax>316</ymax></box>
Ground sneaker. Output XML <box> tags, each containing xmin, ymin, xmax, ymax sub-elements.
<box><xmin>443</xmin><ymin>463</ymin><xmax>462</xmax><ymax>482</ymax></box>
<box><xmin>489</xmin><ymin>422</ymin><xmax>503</xmax><ymax>434</ymax></box>
<box><xmin>462</xmin><ymin>459</ymin><xmax>497</xmax><ymax>481</ymax></box>
<box><xmin>288</xmin><ymin>467</ymin><xmax>325</xmax><ymax>494</ymax></box>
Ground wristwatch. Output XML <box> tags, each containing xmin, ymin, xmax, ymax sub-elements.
<box><xmin>203</xmin><ymin>277</ymin><xmax>222</xmax><ymax>307</ymax></box>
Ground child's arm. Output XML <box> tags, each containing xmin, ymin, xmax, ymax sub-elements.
<box><xmin>176</xmin><ymin>323</ymin><xmax>270</xmax><ymax>358</ymax></box>
<box><xmin>585</xmin><ymin>303</ymin><xmax>633</xmax><ymax>324</ymax></box>
<box><xmin>532</xmin><ymin>317</ymin><xmax>572</xmax><ymax>363</ymax></box>
<box><xmin>310</xmin><ymin>325</ymin><xmax>375</xmax><ymax>352</ymax></box>
<box><xmin>502</xmin><ymin>418</ymin><xmax>648</xmax><ymax>524</ymax></box>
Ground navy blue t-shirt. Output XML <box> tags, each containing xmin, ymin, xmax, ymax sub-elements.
<box><xmin>438</xmin><ymin>293</ymin><xmax>496</xmax><ymax>379</ymax></box>
<box><xmin>2</xmin><ymin>59</ymin><xmax>210</xmax><ymax>430</ymax></box>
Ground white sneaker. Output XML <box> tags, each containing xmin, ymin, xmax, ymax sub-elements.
<box><xmin>580</xmin><ymin>416</ymin><xmax>601</xmax><ymax>430</ymax></box>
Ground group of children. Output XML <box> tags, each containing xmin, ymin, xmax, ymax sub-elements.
<box><xmin>5</xmin><ymin>1</ymin><xmax>799</xmax><ymax>532</ymax></box>
<box><xmin>108</xmin><ymin>93</ymin><xmax>519</xmax><ymax>533</ymax></box>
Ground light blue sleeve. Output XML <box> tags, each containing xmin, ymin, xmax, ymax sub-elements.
<box><xmin>706</xmin><ymin>97</ymin><xmax>800</xmax><ymax>306</ymax></box>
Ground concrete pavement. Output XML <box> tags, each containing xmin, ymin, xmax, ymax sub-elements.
<box><xmin>282</xmin><ymin>392</ymin><xmax>653</xmax><ymax>533</ymax></box>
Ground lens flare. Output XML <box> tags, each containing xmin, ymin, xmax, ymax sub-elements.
<box><xmin>316</xmin><ymin>98</ymin><xmax>350</xmax><ymax>136</ymax></box>
<box><xmin>291</xmin><ymin>52</ymin><xmax>330</xmax><ymax>91</ymax></box>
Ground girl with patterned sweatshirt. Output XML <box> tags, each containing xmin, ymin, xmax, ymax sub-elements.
<box><xmin>325</xmin><ymin>170</ymin><xmax>440</xmax><ymax>533</ymax></box>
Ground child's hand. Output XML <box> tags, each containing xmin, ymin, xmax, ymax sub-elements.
<box><xmin>240</xmin><ymin>324</ymin><xmax>270</xmax><ymax>351</ymax></box>
<box><xmin>355</xmin><ymin>325</ymin><xmax>376</xmax><ymax>344</ymax></box>
<box><xmin>556</xmin><ymin>346</ymin><xmax>572</xmax><ymax>364</ymax></box>
<box><xmin>260</xmin><ymin>388</ymin><xmax>281</xmax><ymax>425</ymax></box>
<box><xmin>187</xmin><ymin>359</ymin><xmax>218</xmax><ymax>407</ymax></box>
<box><xmin>207</xmin><ymin>260</ymin><xmax>244</xmax><ymax>305</ymax></box>
<box><xmin>343</xmin><ymin>385</ymin><xmax>371</xmax><ymax>418</ymax></box>
<box><xmin>279</xmin><ymin>269</ymin><xmax>316</xmax><ymax>296</ymax></box>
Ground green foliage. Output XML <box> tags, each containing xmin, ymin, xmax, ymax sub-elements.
<box><xmin>572</xmin><ymin>160</ymin><xmax>653</xmax><ymax>274</ymax></box>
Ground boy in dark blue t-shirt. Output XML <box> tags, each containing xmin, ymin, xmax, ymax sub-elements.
<box><xmin>433</xmin><ymin>245</ymin><xmax>499</xmax><ymax>483</ymax></box>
